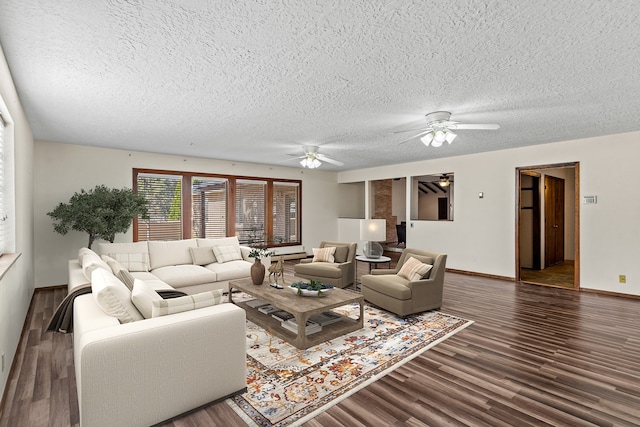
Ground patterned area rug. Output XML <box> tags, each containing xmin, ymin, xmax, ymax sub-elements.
<box><xmin>226</xmin><ymin>297</ymin><xmax>473</xmax><ymax>426</ymax></box>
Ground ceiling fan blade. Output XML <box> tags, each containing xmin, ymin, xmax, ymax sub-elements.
<box><xmin>448</xmin><ymin>123</ymin><xmax>500</xmax><ymax>130</ymax></box>
<box><xmin>277</xmin><ymin>155</ymin><xmax>306</xmax><ymax>164</ymax></box>
<box><xmin>316</xmin><ymin>154</ymin><xmax>344</xmax><ymax>166</ymax></box>
<box><xmin>389</xmin><ymin>126</ymin><xmax>429</xmax><ymax>135</ymax></box>
<box><xmin>397</xmin><ymin>130</ymin><xmax>430</xmax><ymax>144</ymax></box>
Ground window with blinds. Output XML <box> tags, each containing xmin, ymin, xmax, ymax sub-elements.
<box><xmin>192</xmin><ymin>176</ymin><xmax>227</xmax><ymax>238</ymax></box>
<box><xmin>136</xmin><ymin>173</ymin><xmax>183</xmax><ymax>241</ymax></box>
<box><xmin>0</xmin><ymin>111</ymin><xmax>11</xmax><ymax>255</ymax></box>
<box><xmin>273</xmin><ymin>181</ymin><xmax>300</xmax><ymax>244</ymax></box>
<box><xmin>236</xmin><ymin>179</ymin><xmax>266</xmax><ymax>245</ymax></box>
<box><xmin>133</xmin><ymin>169</ymin><xmax>301</xmax><ymax>247</ymax></box>
<box><xmin>0</xmin><ymin>113</ymin><xmax>5</xmax><ymax>254</ymax></box>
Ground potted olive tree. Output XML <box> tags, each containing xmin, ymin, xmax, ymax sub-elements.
<box><xmin>48</xmin><ymin>185</ymin><xmax>149</xmax><ymax>249</ymax></box>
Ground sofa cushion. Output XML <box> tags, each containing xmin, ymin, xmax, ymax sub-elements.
<box><xmin>148</xmin><ymin>239</ymin><xmax>198</xmax><ymax>270</ymax></box>
<box><xmin>95</xmin><ymin>241</ymin><xmax>149</xmax><ymax>270</ymax></box>
<box><xmin>152</xmin><ymin>290</ymin><xmax>224</xmax><ymax>317</ymax></box>
<box><xmin>189</xmin><ymin>246</ymin><xmax>216</xmax><ymax>265</ymax></box>
<box><xmin>151</xmin><ymin>265</ymin><xmax>218</xmax><ymax>288</ymax></box>
<box><xmin>312</xmin><ymin>246</ymin><xmax>336</xmax><ymax>263</ymax></box>
<box><xmin>397</xmin><ymin>256</ymin><xmax>433</xmax><ymax>281</ymax></box>
<box><xmin>212</xmin><ymin>245</ymin><xmax>243</xmax><ymax>263</ymax></box>
<box><xmin>103</xmin><ymin>255</ymin><xmax>136</xmax><ymax>290</ymax></box>
<box><xmin>294</xmin><ymin>262</ymin><xmax>343</xmax><ymax>279</ymax></box>
<box><xmin>107</xmin><ymin>252</ymin><xmax>151</xmax><ymax>272</ymax></box>
<box><xmin>205</xmin><ymin>259</ymin><xmax>251</xmax><ymax>281</ymax></box>
<box><xmin>333</xmin><ymin>245</ymin><xmax>349</xmax><ymax>263</ymax></box>
<box><xmin>361</xmin><ymin>274</ymin><xmax>413</xmax><ymax>300</ymax></box>
<box><xmin>91</xmin><ymin>268</ymin><xmax>143</xmax><ymax>323</ymax></box>
<box><xmin>131</xmin><ymin>279</ymin><xmax>163</xmax><ymax>319</ymax></box>
<box><xmin>81</xmin><ymin>251</ymin><xmax>110</xmax><ymax>281</ymax></box>
<box><xmin>197</xmin><ymin>236</ymin><xmax>241</xmax><ymax>249</ymax></box>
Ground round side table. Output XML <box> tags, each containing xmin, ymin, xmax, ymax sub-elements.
<box><xmin>356</xmin><ymin>255</ymin><xmax>392</xmax><ymax>274</ymax></box>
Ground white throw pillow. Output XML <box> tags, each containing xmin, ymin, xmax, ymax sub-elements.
<box><xmin>91</xmin><ymin>268</ymin><xmax>143</xmax><ymax>323</ymax></box>
<box><xmin>189</xmin><ymin>246</ymin><xmax>217</xmax><ymax>265</ymax></box>
<box><xmin>212</xmin><ymin>245</ymin><xmax>242</xmax><ymax>263</ymax></box>
<box><xmin>81</xmin><ymin>251</ymin><xmax>111</xmax><ymax>281</ymax></box>
<box><xmin>397</xmin><ymin>256</ymin><xmax>433</xmax><ymax>281</ymax></box>
<box><xmin>152</xmin><ymin>290</ymin><xmax>224</xmax><ymax>317</ymax></box>
<box><xmin>107</xmin><ymin>252</ymin><xmax>150</xmax><ymax>272</ymax></box>
<box><xmin>131</xmin><ymin>279</ymin><xmax>163</xmax><ymax>319</ymax></box>
<box><xmin>78</xmin><ymin>247</ymin><xmax>97</xmax><ymax>264</ymax></box>
<box><xmin>312</xmin><ymin>246</ymin><xmax>336</xmax><ymax>263</ymax></box>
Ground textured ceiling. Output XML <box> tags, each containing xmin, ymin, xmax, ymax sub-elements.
<box><xmin>1</xmin><ymin>0</ymin><xmax>639</xmax><ymax>171</ymax></box>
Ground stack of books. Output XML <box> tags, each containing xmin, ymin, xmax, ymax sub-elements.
<box><xmin>271</xmin><ymin>310</ymin><xmax>294</xmax><ymax>322</ymax></box>
<box><xmin>281</xmin><ymin>318</ymin><xmax>322</xmax><ymax>335</ymax></box>
<box><xmin>309</xmin><ymin>311</ymin><xmax>342</xmax><ymax>326</ymax></box>
<box><xmin>257</xmin><ymin>304</ymin><xmax>280</xmax><ymax>315</ymax></box>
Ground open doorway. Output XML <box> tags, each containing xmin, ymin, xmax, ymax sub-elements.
<box><xmin>516</xmin><ymin>162</ymin><xmax>580</xmax><ymax>289</ymax></box>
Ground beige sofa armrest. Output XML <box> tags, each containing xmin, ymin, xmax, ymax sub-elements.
<box><xmin>76</xmin><ymin>303</ymin><xmax>246</xmax><ymax>427</ymax></box>
<box><xmin>299</xmin><ymin>258</ymin><xmax>313</xmax><ymax>264</ymax></box>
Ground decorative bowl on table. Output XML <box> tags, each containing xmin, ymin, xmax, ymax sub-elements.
<box><xmin>288</xmin><ymin>280</ymin><xmax>334</xmax><ymax>297</ymax></box>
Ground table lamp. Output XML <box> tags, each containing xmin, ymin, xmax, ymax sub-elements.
<box><xmin>360</xmin><ymin>219</ymin><xmax>386</xmax><ymax>259</ymax></box>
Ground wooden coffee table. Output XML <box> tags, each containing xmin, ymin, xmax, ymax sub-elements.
<box><xmin>229</xmin><ymin>276</ymin><xmax>364</xmax><ymax>350</ymax></box>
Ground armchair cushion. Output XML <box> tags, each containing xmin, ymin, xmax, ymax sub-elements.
<box><xmin>295</xmin><ymin>262</ymin><xmax>344</xmax><ymax>279</ymax></box>
<box><xmin>333</xmin><ymin>245</ymin><xmax>349</xmax><ymax>263</ymax></box>
<box><xmin>397</xmin><ymin>256</ymin><xmax>433</xmax><ymax>281</ymax></box>
<box><xmin>312</xmin><ymin>246</ymin><xmax>336</xmax><ymax>263</ymax></box>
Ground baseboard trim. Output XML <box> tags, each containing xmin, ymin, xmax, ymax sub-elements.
<box><xmin>580</xmin><ymin>288</ymin><xmax>640</xmax><ymax>300</ymax></box>
<box><xmin>445</xmin><ymin>268</ymin><xmax>515</xmax><ymax>282</ymax></box>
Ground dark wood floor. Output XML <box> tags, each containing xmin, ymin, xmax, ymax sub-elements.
<box><xmin>2</xmin><ymin>254</ymin><xmax>640</xmax><ymax>427</ymax></box>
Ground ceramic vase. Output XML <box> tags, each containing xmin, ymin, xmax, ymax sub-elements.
<box><xmin>251</xmin><ymin>258</ymin><xmax>265</xmax><ymax>285</ymax></box>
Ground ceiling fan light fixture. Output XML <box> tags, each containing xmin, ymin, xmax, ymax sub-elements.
<box><xmin>439</xmin><ymin>175</ymin><xmax>450</xmax><ymax>187</ymax></box>
<box><xmin>445</xmin><ymin>130</ymin><xmax>457</xmax><ymax>143</ymax></box>
<box><xmin>420</xmin><ymin>132</ymin><xmax>434</xmax><ymax>146</ymax></box>
<box><xmin>300</xmin><ymin>157</ymin><xmax>321</xmax><ymax>169</ymax></box>
<box><xmin>434</xmin><ymin>129</ymin><xmax>446</xmax><ymax>144</ymax></box>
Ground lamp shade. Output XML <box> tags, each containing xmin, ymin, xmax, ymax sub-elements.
<box><xmin>360</xmin><ymin>219</ymin><xmax>386</xmax><ymax>241</ymax></box>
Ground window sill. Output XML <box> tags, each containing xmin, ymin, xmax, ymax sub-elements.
<box><xmin>0</xmin><ymin>253</ymin><xmax>21</xmax><ymax>281</ymax></box>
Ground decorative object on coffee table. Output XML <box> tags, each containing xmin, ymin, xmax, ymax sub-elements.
<box><xmin>248</xmin><ymin>248</ymin><xmax>274</xmax><ymax>285</ymax></box>
<box><xmin>289</xmin><ymin>280</ymin><xmax>334</xmax><ymax>297</ymax></box>
<box><xmin>268</xmin><ymin>256</ymin><xmax>284</xmax><ymax>283</ymax></box>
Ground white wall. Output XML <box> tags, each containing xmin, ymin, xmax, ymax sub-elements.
<box><xmin>338</xmin><ymin>132</ymin><xmax>640</xmax><ymax>296</ymax></box>
<box><xmin>0</xmin><ymin>45</ymin><xmax>35</xmax><ymax>399</ymax></box>
<box><xmin>33</xmin><ymin>142</ymin><xmax>340</xmax><ymax>287</ymax></box>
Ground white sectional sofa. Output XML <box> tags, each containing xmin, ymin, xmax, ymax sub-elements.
<box><xmin>67</xmin><ymin>236</ymin><xmax>259</xmax><ymax>427</ymax></box>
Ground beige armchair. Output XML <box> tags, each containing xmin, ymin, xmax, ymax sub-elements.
<box><xmin>293</xmin><ymin>241</ymin><xmax>357</xmax><ymax>288</ymax></box>
<box><xmin>361</xmin><ymin>248</ymin><xmax>447</xmax><ymax>317</ymax></box>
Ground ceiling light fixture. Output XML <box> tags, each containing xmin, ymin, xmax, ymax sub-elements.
<box><xmin>439</xmin><ymin>174</ymin><xmax>451</xmax><ymax>187</ymax></box>
<box><xmin>420</xmin><ymin>127</ymin><xmax>457</xmax><ymax>148</ymax></box>
<box><xmin>300</xmin><ymin>156</ymin><xmax>321</xmax><ymax>169</ymax></box>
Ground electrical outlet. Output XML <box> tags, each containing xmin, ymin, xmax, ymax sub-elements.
<box><xmin>619</xmin><ymin>275</ymin><xmax>626</xmax><ymax>283</ymax></box>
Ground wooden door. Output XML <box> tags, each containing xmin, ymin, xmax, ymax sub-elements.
<box><xmin>544</xmin><ymin>175</ymin><xmax>565</xmax><ymax>267</ymax></box>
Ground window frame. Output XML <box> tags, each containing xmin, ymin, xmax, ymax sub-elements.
<box><xmin>133</xmin><ymin>168</ymin><xmax>302</xmax><ymax>248</ymax></box>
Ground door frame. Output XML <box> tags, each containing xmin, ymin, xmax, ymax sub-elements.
<box><xmin>515</xmin><ymin>162</ymin><xmax>580</xmax><ymax>289</ymax></box>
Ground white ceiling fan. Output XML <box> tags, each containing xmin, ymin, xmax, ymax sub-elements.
<box><xmin>395</xmin><ymin>111</ymin><xmax>500</xmax><ymax>147</ymax></box>
<box><xmin>285</xmin><ymin>145</ymin><xmax>344</xmax><ymax>169</ymax></box>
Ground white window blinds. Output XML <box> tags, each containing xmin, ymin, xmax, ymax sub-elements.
<box><xmin>0</xmin><ymin>113</ymin><xmax>8</xmax><ymax>254</ymax></box>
